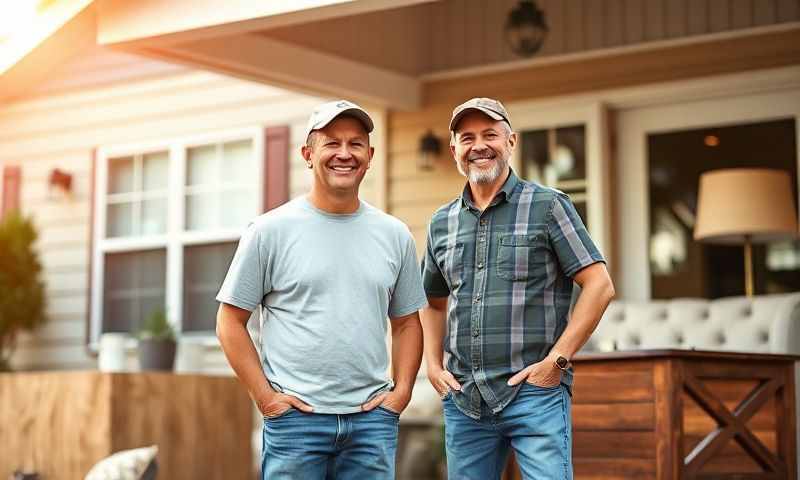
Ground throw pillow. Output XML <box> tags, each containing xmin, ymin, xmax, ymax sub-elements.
<box><xmin>84</xmin><ymin>445</ymin><xmax>158</xmax><ymax>480</ymax></box>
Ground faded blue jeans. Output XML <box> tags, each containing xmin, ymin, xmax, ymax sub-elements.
<box><xmin>261</xmin><ymin>406</ymin><xmax>399</xmax><ymax>479</ymax></box>
<box><xmin>443</xmin><ymin>382</ymin><xmax>573</xmax><ymax>480</ymax></box>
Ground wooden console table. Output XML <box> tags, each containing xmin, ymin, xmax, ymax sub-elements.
<box><xmin>506</xmin><ymin>349</ymin><xmax>798</xmax><ymax>480</ymax></box>
<box><xmin>0</xmin><ymin>371</ymin><xmax>253</xmax><ymax>480</ymax></box>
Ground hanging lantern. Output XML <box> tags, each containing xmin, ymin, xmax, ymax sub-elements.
<box><xmin>505</xmin><ymin>1</ymin><xmax>549</xmax><ymax>58</ymax></box>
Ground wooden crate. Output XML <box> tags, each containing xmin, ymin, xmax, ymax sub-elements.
<box><xmin>504</xmin><ymin>350</ymin><xmax>798</xmax><ymax>480</ymax></box>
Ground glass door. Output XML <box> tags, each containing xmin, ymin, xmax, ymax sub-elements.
<box><xmin>617</xmin><ymin>87</ymin><xmax>800</xmax><ymax>300</ymax></box>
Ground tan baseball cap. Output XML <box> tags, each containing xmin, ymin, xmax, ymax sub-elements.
<box><xmin>449</xmin><ymin>97</ymin><xmax>511</xmax><ymax>132</ymax></box>
<box><xmin>305</xmin><ymin>100</ymin><xmax>374</xmax><ymax>140</ymax></box>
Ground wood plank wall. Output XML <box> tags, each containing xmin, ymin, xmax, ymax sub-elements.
<box><xmin>265</xmin><ymin>0</ymin><xmax>800</xmax><ymax>75</ymax></box>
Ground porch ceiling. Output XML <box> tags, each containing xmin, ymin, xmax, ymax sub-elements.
<box><xmin>97</xmin><ymin>0</ymin><xmax>800</xmax><ymax>111</ymax></box>
<box><xmin>3</xmin><ymin>0</ymin><xmax>793</xmax><ymax>110</ymax></box>
<box><xmin>97</xmin><ymin>0</ymin><xmax>436</xmax><ymax>109</ymax></box>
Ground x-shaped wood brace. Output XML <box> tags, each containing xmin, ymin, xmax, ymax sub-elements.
<box><xmin>682</xmin><ymin>372</ymin><xmax>786</xmax><ymax>477</ymax></box>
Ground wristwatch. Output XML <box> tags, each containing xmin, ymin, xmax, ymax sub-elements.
<box><xmin>554</xmin><ymin>354</ymin><xmax>571</xmax><ymax>371</ymax></box>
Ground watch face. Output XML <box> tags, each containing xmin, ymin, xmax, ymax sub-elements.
<box><xmin>556</xmin><ymin>356</ymin><xmax>568</xmax><ymax>369</ymax></box>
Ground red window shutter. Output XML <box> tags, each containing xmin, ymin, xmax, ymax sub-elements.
<box><xmin>1</xmin><ymin>166</ymin><xmax>21</xmax><ymax>218</ymax></box>
<box><xmin>263</xmin><ymin>126</ymin><xmax>290</xmax><ymax>212</ymax></box>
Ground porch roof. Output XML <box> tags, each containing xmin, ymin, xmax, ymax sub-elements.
<box><xmin>2</xmin><ymin>0</ymin><xmax>800</xmax><ymax>108</ymax></box>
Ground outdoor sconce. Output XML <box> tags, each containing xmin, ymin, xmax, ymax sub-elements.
<box><xmin>48</xmin><ymin>168</ymin><xmax>72</xmax><ymax>194</ymax></box>
<box><xmin>505</xmin><ymin>0</ymin><xmax>549</xmax><ymax>57</ymax></box>
<box><xmin>418</xmin><ymin>130</ymin><xmax>442</xmax><ymax>171</ymax></box>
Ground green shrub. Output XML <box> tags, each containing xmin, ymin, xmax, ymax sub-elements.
<box><xmin>138</xmin><ymin>308</ymin><xmax>175</xmax><ymax>341</ymax></box>
<box><xmin>0</xmin><ymin>211</ymin><xmax>46</xmax><ymax>371</ymax></box>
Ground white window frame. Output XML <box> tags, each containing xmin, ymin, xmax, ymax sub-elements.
<box><xmin>507</xmin><ymin>100</ymin><xmax>613</xmax><ymax>266</ymax></box>
<box><xmin>90</xmin><ymin>127</ymin><xmax>264</xmax><ymax>349</ymax></box>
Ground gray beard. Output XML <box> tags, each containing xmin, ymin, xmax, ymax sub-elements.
<box><xmin>459</xmin><ymin>157</ymin><xmax>508</xmax><ymax>185</ymax></box>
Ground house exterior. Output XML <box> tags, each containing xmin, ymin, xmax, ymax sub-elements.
<box><xmin>0</xmin><ymin>41</ymin><xmax>390</xmax><ymax>370</ymax></box>
<box><xmin>3</xmin><ymin>0</ymin><xmax>798</xmax><ymax>367</ymax></box>
<box><xmin>1</xmin><ymin>0</ymin><xmax>800</xmax><ymax>453</ymax></box>
<box><xmin>2</xmin><ymin>0</ymin><xmax>799</xmax><ymax>478</ymax></box>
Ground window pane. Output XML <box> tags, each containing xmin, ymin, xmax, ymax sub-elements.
<box><xmin>223</xmin><ymin>139</ymin><xmax>254</xmax><ymax>184</ymax></box>
<box><xmin>183</xmin><ymin>242</ymin><xmax>237</xmax><ymax>331</ymax></box>
<box><xmin>187</xmin><ymin>145</ymin><xmax>217</xmax><ymax>186</ymax></box>
<box><xmin>142</xmin><ymin>151</ymin><xmax>169</xmax><ymax>191</ymax></box>
<box><xmin>520</xmin><ymin>126</ymin><xmax>585</xmax><ymax>186</ymax></box>
<box><xmin>221</xmin><ymin>188</ymin><xmax>257</xmax><ymax>229</ymax></box>
<box><xmin>103</xmin><ymin>249</ymin><xmax>166</xmax><ymax>334</ymax></box>
<box><xmin>185</xmin><ymin>192</ymin><xmax>217</xmax><ymax>231</ymax></box>
<box><xmin>106</xmin><ymin>201</ymin><xmax>134</xmax><ymax>238</ymax></box>
<box><xmin>554</xmin><ymin>126</ymin><xmax>586</xmax><ymax>182</ymax></box>
<box><xmin>108</xmin><ymin>156</ymin><xmax>134</xmax><ymax>194</ymax></box>
<box><xmin>141</xmin><ymin>198</ymin><xmax>167</xmax><ymax>235</ymax></box>
<box><xmin>520</xmin><ymin>130</ymin><xmax>548</xmax><ymax>183</ymax></box>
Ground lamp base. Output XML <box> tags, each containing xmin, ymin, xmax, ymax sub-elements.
<box><xmin>744</xmin><ymin>236</ymin><xmax>754</xmax><ymax>298</ymax></box>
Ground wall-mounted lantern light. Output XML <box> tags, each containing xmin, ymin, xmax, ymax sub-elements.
<box><xmin>505</xmin><ymin>1</ymin><xmax>549</xmax><ymax>58</ymax></box>
<box><xmin>418</xmin><ymin>130</ymin><xmax>442</xmax><ymax>171</ymax></box>
<box><xmin>48</xmin><ymin>168</ymin><xmax>72</xmax><ymax>195</ymax></box>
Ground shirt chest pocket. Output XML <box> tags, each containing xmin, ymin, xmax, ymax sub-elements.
<box><xmin>439</xmin><ymin>243</ymin><xmax>465</xmax><ymax>290</ymax></box>
<box><xmin>497</xmin><ymin>232</ymin><xmax>548</xmax><ymax>281</ymax></box>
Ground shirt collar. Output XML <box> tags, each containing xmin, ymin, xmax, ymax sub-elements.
<box><xmin>460</xmin><ymin>168</ymin><xmax>520</xmax><ymax>209</ymax></box>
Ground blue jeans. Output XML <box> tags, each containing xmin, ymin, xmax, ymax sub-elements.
<box><xmin>261</xmin><ymin>407</ymin><xmax>399</xmax><ymax>479</ymax></box>
<box><xmin>443</xmin><ymin>383</ymin><xmax>573</xmax><ymax>480</ymax></box>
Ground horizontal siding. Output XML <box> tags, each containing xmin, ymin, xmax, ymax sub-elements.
<box><xmin>387</xmin><ymin>105</ymin><xmax>464</xmax><ymax>257</ymax></box>
<box><xmin>26</xmin><ymin>46</ymin><xmax>186</xmax><ymax>97</ymax></box>
<box><xmin>0</xmin><ymin>47</ymin><xmax>349</xmax><ymax>371</ymax></box>
<box><xmin>263</xmin><ymin>0</ymin><xmax>800</xmax><ymax>75</ymax></box>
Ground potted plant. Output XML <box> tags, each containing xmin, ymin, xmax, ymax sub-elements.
<box><xmin>0</xmin><ymin>212</ymin><xmax>46</xmax><ymax>371</ymax></box>
<box><xmin>137</xmin><ymin>308</ymin><xmax>176</xmax><ymax>371</ymax></box>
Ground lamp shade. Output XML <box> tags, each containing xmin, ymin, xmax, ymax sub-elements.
<box><xmin>694</xmin><ymin>168</ymin><xmax>798</xmax><ymax>244</ymax></box>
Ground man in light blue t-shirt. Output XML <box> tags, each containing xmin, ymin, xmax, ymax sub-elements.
<box><xmin>216</xmin><ymin>100</ymin><xmax>426</xmax><ymax>480</ymax></box>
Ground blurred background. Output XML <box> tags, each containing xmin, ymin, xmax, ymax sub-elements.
<box><xmin>1</xmin><ymin>1</ymin><xmax>799</xmax><ymax>479</ymax></box>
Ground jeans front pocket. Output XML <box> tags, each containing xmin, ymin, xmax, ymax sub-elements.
<box><xmin>376</xmin><ymin>405</ymin><xmax>401</xmax><ymax>417</ymax></box>
<box><xmin>263</xmin><ymin>407</ymin><xmax>296</xmax><ymax>421</ymax></box>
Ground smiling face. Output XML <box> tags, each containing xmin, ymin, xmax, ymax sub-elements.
<box><xmin>302</xmin><ymin>115</ymin><xmax>374</xmax><ymax>196</ymax></box>
<box><xmin>451</xmin><ymin>111</ymin><xmax>516</xmax><ymax>185</ymax></box>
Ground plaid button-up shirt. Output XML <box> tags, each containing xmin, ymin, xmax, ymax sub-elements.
<box><xmin>421</xmin><ymin>170</ymin><xmax>605</xmax><ymax>419</ymax></box>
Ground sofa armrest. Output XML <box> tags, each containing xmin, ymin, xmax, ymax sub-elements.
<box><xmin>768</xmin><ymin>293</ymin><xmax>800</xmax><ymax>354</ymax></box>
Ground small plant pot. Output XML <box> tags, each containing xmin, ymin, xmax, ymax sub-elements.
<box><xmin>138</xmin><ymin>338</ymin><xmax>176</xmax><ymax>371</ymax></box>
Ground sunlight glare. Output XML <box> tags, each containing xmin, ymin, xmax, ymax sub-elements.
<box><xmin>0</xmin><ymin>1</ymin><xmax>39</xmax><ymax>41</ymax></box>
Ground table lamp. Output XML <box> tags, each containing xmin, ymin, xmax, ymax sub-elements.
<box><xmin>694</xmin><ymin>168</ymin><xmax>798</xmax><ymax>297</ymax></box>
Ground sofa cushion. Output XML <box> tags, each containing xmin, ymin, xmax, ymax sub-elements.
<box><xmin>84</xmin><ymin>445</ymin><xmax>157</xmax><ymax>480</ymax></box>
<box><xmin>586</xmin><ymin>293</ymin><xmax>800</xmax><ymax>354</ymax></box>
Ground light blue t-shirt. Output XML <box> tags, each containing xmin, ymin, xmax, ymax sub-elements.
<box><xmin>216</xmin><ymin>196</ymin><xmax>427</xmax><ymax>414</ymax></box>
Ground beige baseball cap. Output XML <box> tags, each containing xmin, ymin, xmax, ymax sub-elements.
<box><xmin>304</xmin><ymin>100</ymin><xmax>374</xmax><ymax>140</ymax></box>
<box><xmin>449</xmin><ymin>97</ymin><xmax>511</xmax><ymax>132</ymax></box>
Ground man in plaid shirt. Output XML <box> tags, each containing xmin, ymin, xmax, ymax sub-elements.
<box><xmin>421</xmin><ymin>98</ymin><xmax>615</xmax><ymax>480</ymax></box>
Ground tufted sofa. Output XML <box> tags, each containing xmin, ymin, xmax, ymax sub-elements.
<box><xmin>587</xmin><ymin>293</ymin><xmax>800</xmax><ymax>354</ymax></box>
<box><xmin>585</xmin><ymin>292</ymin><xmax>800</xmax><ymax>478</ymax></box>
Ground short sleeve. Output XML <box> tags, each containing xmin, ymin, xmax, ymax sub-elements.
<box><xmin>388</xmin><ymin>233</ymin><xmax>428</xmax><ymax>318</ymax></box>
<box><xmin>216</xmin><ymin>223</ymin><xmax>271</xmax><ymax>311</ymax></box>
<box><xmin>547</xmin><ymin>193</ymin><xmax>605</xmax><ymax>278</ymax></box>
<box><xmin>421</xmin><ymin>225</ymin><xmax>449</xmax><ymax>298</ymax></box>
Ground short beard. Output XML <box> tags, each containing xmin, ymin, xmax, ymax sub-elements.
<box><xmin>457</xmin><ymin>155</ymin><xmax>508</xmax><ymax>185</ymax></box>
